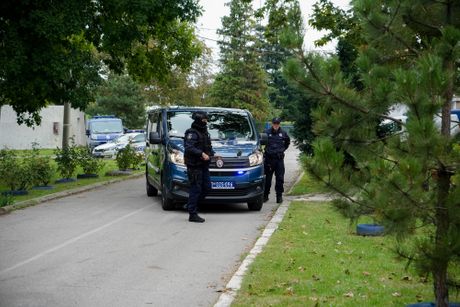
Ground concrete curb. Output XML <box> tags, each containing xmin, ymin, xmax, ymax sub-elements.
<box><xmin>0</xmin><ymin>173</ymin><xmax>144</xmax><ymax>215</ymax></box>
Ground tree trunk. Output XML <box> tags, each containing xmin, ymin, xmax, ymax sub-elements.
<box><xmin>435</xmin><ymin>2</ymin><xmax>455</xmax><ymax>301</ymax></box>
<box><xmin>434</xmin><ymin>169</ymin><xmax>451</xmax><ymax>307</ymax></box>
<box><xmin>62</xmin><ymin>101</ymin><xmax>70</xmax><ymax>149</ymax></box>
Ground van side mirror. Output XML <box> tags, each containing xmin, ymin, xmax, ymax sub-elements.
<box><xmin>259</xmin><ymin>133</ymin><xmax>268</xmax><ymax>145</ymax></box>
<box><xmin>149</xmin><ymin>132</ymin><xmax>162</xmax><ymax>144</ymax></box>
<box><xmin>86</xmin><ymin>129</ymin><xmax>90</xmax><ymax>136</ymax></box>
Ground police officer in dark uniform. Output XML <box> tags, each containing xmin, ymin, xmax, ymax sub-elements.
<box><xmin>184</xmin><ymin>111</ymin><xmax>215</xmax><ymax>223</ymax></box>
<box><xmin>264</xmin><ymin>117</ymin><xmax>290</xmax><ymax>203</ymax></box>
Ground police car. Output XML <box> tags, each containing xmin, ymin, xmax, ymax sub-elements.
<box><xmin>92</xmin><ymin>132</ymin><xmax>145</xmax><ymax>158</ymax></box>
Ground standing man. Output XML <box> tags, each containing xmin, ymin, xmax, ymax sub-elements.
<box><xmin>184</xmin><ymin>111</ymin><xmax>215</xmax><ymax>223</ymax></box>
<box><xmin>263</xmin><ymin>117</ymin><xmax>290</xmax><ymax>203</ymax></box>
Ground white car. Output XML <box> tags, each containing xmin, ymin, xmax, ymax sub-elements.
<box><xmin>92</xmin><ymin>132</ymin><xmax>146</xmax><ymax>158</ymax></box>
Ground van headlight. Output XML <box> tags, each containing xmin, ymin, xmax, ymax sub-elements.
<box><xmin>249</xmin><ymin>151</ymin><xmax>263</xmax><ymax>166</ymax></box>
<box><xmin>170</xmin><ymin>150</ymin><xmax>185</xmax><ymax>166</ymax></box>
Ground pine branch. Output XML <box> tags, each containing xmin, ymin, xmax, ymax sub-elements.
<box><xmin>307</xmin><ymin>165</ymin><xmax>376</xmax><ymax>212</ymax></box>
<box><xmin>389</xmin><ymin>179</ymin><xmax>435</xmax><ymax>221</ymax></box>
<box><xmin>364</xmin><ymin>4</ymin><xmax>420</xmax><ymax>57</ymax></box>
<box><xmin>294</xmin><ymin>51</ymin><xmax>408</xmax><ymax>126</ymax></box>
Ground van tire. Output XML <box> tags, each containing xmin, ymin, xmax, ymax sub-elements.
<box><xmin>161</xmin><ymin>185</ymin><xmax>175</xmax><ymax>211</ymax></box>
<box><xmin>248</xmin><ymin>196</ymin><xmax>263</xmax><ymax>211</ymax></box>
<box><xmin>146</xmin><ymin>171</ymin><xmax>158</xmax><ymax>196</ymax></box>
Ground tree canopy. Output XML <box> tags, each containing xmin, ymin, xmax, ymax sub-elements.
<box><xmin>0</xmin><ymin>0</ymin><xmax>202</xmax><ymax>125</ymax></box>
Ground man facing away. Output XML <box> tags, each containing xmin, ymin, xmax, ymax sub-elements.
<box><xmin>184</xmin><ymin>111</ymin><xmax>215</xmax><ymax>223</ymax></box>
<box><xmin>263</xmin><ymin>117</ymin><xmax>290</xmax><ymax>203</ymax></box>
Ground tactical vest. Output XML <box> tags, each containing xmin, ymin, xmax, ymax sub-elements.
<box><xmin>265</xmin><ymin>127</ymin><xmax>288</xmax><ymax>157</ymax></box>
<box><xmin>184</xmin><ymin>128</ymin><xmax>212</xmax><ymax>167</ymax></box>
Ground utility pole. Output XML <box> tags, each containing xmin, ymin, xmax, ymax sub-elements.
<box><xmin>62</xmin><ymin>101</ymin><xmax>70</xmax><ymax>149</ymax></box>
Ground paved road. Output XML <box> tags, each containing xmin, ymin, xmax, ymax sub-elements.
<box><xmin>0</xmin><ymin>146</ymin><xmax>300</xmax><ymax>307</ymax></box>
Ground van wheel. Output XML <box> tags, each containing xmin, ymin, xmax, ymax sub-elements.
<box><xmin>146</xmin><ymin>170</ymin><xmax>158</xmax><ymax>196</ymax></box>
<box><xmin>248</xmin><ymin>196</ymin><xmax>263</xmax><ymax>211</ymax></box>
<box><xmin>161</xmin><ymin>185</ymin><xmax>175</xmax><ymax>211</ymax></box>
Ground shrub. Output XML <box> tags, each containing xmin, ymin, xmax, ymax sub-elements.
<box><xmin>115</xmin><ymin>142</ymin><xmax>142</xmax><ymax>170</ymax></box>
<box><xmin>0</xmin><ymin>194</ymin><xmax>14</xmax><ymax>207</ymax></box>
<box><xmin>77</xmin><ymin>146</ymin><xmax>104</xmax><ymax>175</ymax></box>
<box><xmin>28</xmin><ymin>143</ymin><xmax>54</xmax><ymax>186</ymax></box>
<box><xmin>54</xmin><ymin>140</ymin><xmax>79</xmax><ymax>179</ymax></box>
<box><xmin>0</xmin><ymin>148</ymin><xmax>32</xmax><ymax>191</ymax></box>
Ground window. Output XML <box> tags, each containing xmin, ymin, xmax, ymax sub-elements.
<box><xmin>167</xmin><ymin>111</ymin><xmax>256</xmax><ymax>144</ymax></box>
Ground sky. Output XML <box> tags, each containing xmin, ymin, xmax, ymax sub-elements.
<box><xmin>196</xmin><ymin>0</ymin><xmax>351</xmax><ymax>67</ymax></box>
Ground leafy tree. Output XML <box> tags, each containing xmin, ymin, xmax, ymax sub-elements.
<box><xmin>144</xmin><ymin>44</ymin><xmax>215</xmax><ymax>106</ymax></box>
<box><xmin>87</xmin><ymin>74</ymin><xmax>147</xmax><ymax>129</ymax></box>
<box><xmin>0</xmin><ymin>0</ymin><xmax>202</xmax><ymax>126</ymax></box>
<box><xmin>209</xmin><ymin>0</ymin><xmax>269</xmax><ymax>121</ymax></box>
<box><xmin>285</xmin><ymin>0</ymin><xmax>460</xmax><ymax>305</ymax></box>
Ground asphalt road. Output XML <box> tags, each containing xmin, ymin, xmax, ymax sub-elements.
<box><xmin>0</xmin><ymin>145</ymin><xmax>300</xmax><ymax>307</ymax></box>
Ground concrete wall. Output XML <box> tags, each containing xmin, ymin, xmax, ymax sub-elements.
<box><xmin>0</xmin><ymin>105</ymin><xmax>86</xmax><ymax>149</ymax></box>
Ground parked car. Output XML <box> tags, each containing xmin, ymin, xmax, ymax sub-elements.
<box><xmin>92</xmin><ymin>132</ymin><xmax>146</xmax><ymax>158</ymax></box>
<box><xmin>145</xmin><ymin>106</ymin><xmax>268</xmax><ymax>211</ymax></box>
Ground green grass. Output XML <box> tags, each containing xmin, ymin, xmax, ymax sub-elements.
<box><xmin>288</xmin><ymin>172</ymin><xmax>328</xmax><ymax>196</ymax></box>
<box><xmin>232</xmin><ymin>202</ymin><xmax>456</xmax><ymax>306</ymax></box>
<box><xmin>11</xmin><ymin>148</ymin><xmax>56</xmax><ymax>157</ymax></box>
<box><xmin>0</xmin><ymin>160</ymin><xmax>143</xmax><ymax>205</ymax></box>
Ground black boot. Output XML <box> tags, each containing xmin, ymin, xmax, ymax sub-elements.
<box><xmin>276</xmin><ymin>195</ymin><xmax>283</xmax><ymax>203</ymax></box>
<box><xmin>263</xmin><ymin>194</ymin><xmax>269</xmax><ymax>203</ymax></box>
<box><xmin>189</xmin><ymin>213</ymin><xmax>205</xmax><ymax>223</ymax></box>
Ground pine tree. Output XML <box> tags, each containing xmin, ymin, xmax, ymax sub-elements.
<box><xmin>258</xmin><ymin>0</ymin><xmax>310</xmax><ymax>121</ymax></box>
<box><xmin>209</xmin><ymin>0</ymin><xmax>269</xmax><ymax>121</ymax></box>
<box><xmin>285</xmin><ymin>0</ymin><xmax>460</xmax><ymax>305</ymax></box>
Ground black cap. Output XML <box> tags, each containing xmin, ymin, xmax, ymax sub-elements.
<box><xmin>272</xmin><ymin>117</ymin><xmax>281</xmax><ymax>124</ymax></box>
<box><xmin>192</xmin><ymin>111</ymin><xmax>208</xmax><ymax>121</ymax></box>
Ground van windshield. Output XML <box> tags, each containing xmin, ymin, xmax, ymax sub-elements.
<box><xmin>90</xmin><ymin>120</ymin><xmax>123</xmax><ymax>133</ymax></box>
<box><xmin>167</xmin><ymin>111</ymin><xmax>256</xmax><ymax>144</ymax></box>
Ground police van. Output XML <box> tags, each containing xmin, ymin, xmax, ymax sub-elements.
<box><xmin>145</xmin><ymin>106</ymin><xmax>268</xmax><ymax>211</ymax></box>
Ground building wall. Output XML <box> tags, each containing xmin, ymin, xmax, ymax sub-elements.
<box><xmin>0</xmin><ymin>105</ymin><xmax>86</xmax><ymax>149</ymax></box>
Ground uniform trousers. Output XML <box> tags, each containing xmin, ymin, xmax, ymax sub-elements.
<box><xmin>186</xmin><ymin>166</ymin><xmax>211</xmax><ymax>214</ymax></box>
<box><xmin>264</xmin><ymin>157</ymin><xmax>285</xmax><ymax>196</ymax></box>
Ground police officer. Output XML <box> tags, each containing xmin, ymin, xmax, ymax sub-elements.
<box><xmin>264</xmin><ymin>117</ymin><xmax>290</xmax><ymax>203</ymax></box>
<box><xmin>184</xmin><ymin>111</ymin><xmax>215</xmax><ymax>223</ymax></box>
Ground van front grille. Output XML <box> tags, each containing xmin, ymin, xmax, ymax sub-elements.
<box><xmin>211</xmin><ymin>157</ymin><xmax>249</xmax><ymax>169</ymax></box>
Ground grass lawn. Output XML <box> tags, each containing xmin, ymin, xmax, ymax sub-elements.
<box><xmin>232</xmin><ymin>201</ymin><xmax>458</xmax><ymax>306</ymax></box>
<box><xmin>288</xmin><ymin>171</ymin><xmax>328</xmax><ymax>196</ymax></box>
<box><xmin>0</xmin><ymin>159</ymin><xmax>143</xmax><ymax>206</ymax></box>
<box><xmin>12</xmin><ymin>148</ymin><xmax>56</xmax><ymax>157</ymax></box>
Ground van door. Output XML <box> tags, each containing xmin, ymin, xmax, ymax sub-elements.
<box><xmin>146</xmin><ymin>111</ymin><xmax>162</xmax><ymax>187</ymax></box>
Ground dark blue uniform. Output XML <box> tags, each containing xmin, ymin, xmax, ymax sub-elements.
<box><xmin>184</xmin><ymin>125</ymin><xmax>214</xmax><ymax>217</ymax></box>
<box><xmin>264</xmin><ymin>127</ymin><xmax>290</xmax><ymax>199</ymax></box>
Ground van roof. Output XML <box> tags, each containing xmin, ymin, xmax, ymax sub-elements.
<box><xmin>146</xmin><ymin>106</ymin><xmax>249</xmax><ymax>114</ymax></box>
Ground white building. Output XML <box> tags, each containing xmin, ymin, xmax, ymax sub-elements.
<box><xmin>0</xmin><ymin>105</ymin><xmax>86</xmax><ymax>149</ymax></box>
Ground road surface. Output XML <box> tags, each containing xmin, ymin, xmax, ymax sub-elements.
<box><xmin>0</xmin><ymin>145</ymin><xmax>300</xmax><ymax>307</ymax></box>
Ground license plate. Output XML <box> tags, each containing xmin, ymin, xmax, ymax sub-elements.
<box><xmin>211</xmin><ymin>181</ymin><xmax>235</xmax><ymax>189</ymax></box>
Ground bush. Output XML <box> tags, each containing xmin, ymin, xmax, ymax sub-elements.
<box><xmin>77</xmin><ymin>146</ymin><xmax>104</xmax><ymax>175</ymax></box>
<box><xmin>28</xmin><ymin>143</ymin><xmax>54</xmax><ymax>186</ymax></box>
<box><xmin>0</xmin><ymin>148</ymin><xmax>32</xmax><ymax>191</ymax></box>
<box><xmin>54</xmin><ymin>140</ymin><xmax>79</xmax><ymax>179</ymax></box>
<box><xmin>115</xmin><ymin>142</ymin><xmax>143</xmax><ymax>170</ymax></box>
<box><xmin>0</xmin><ymin>194</ymin><xmax>14</xmax><ymax>207</ymax></box>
